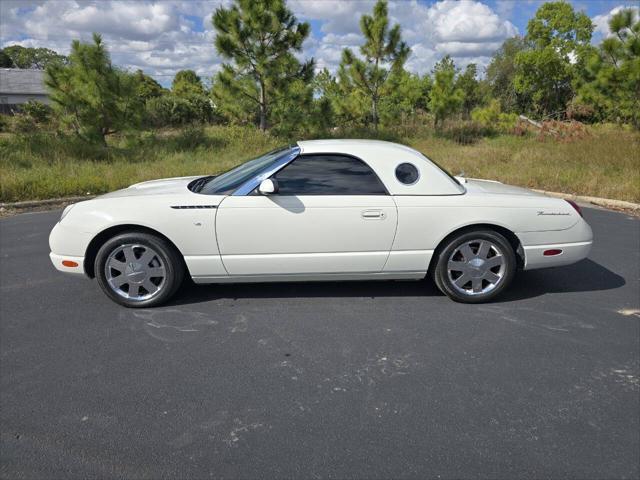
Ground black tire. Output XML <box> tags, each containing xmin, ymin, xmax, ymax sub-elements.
<box><xmin>95</xmin><ymin>232</ymin><xmax>185</xmax><ymax>308</ymax></box>
<box><xmin>432</xmin><ymin>230</ymin><xmax>516</xmax><ymax>303</ymax></box>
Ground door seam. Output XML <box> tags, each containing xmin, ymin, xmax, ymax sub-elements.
<box><xmin>380</xmin><ymin>197</ymin><xmax>400</xmax><ymax>272</ymax></box>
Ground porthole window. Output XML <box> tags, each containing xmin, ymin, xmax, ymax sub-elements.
<box><xmin>395</xmin><ymin>163</ymin><xmax>419</xmax><ymax>185</ymax></box>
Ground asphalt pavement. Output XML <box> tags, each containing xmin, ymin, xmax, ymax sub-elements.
<box><xmin>1</xmin><ymin>206</ymin><xmax>639</xmax><ymax>479</ymax></box>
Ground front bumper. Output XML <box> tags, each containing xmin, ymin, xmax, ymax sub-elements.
<box><xmin>49</xmin><ymin>219</ymin><xmax>94</xmax><ymax>276</ymax></box>
<box><xmin>49</xmin><ymin>252</ymin><xmax>86</xmax><ymax>275</ymax></box>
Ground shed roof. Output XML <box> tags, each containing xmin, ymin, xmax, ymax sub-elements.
<box><xmin>0</xmin><ymin>68</ymin><xmax>47</xmax><ymax>95</ymax></box>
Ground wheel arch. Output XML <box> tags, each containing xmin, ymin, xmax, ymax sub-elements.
<box><xmin>84</xmin><ymin>224</ymin><xmax>185</xmax><ymax>278</ymax></box>
<box><xmin>427</xmin><ymin>223</ymin><xmax>524</xmax><ymax>276</ymax></box>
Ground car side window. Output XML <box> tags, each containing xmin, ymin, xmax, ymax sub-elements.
<box><xmin>272</xmin><ymin>154</ymin><xmax>387</xmax><ymax>195</ymax></box>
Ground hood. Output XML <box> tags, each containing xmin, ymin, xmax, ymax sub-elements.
<box><xmin>464</xmin><ymin>178</ymin><xmax>544</xmax><ymax>197</ymax></box>
<box><xmin>97</xmin><ymin>175</ymin><xmax>202</xmax><ymax>199</ymax></box>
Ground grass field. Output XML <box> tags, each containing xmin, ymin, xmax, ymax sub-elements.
<box><xmin>1</xmin><ymin>124</ymin><xmax>638</xmax><ymax>203</ymax></box>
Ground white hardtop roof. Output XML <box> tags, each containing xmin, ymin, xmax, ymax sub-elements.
<box><xmin>297</xmin><ymin>139</ymin><xmax>463</xmax><ymax>196</ymax></box>
<box><xmin>298</xmin><ymin>139</ymin><xmax>418</xmax><ymax>156</ymax></box>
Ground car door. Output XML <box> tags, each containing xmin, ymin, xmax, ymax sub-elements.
<box><xmin>215</xmin><ymin>154</ymin><xmax>398</xmax><ymax>276</ymax></box>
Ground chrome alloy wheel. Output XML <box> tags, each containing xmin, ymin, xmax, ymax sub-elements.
<box><xmin>104</xmin><ymin>244</ymin><xmax>166</xmax><ymax>301</ymax></box>
<box><xmin>447</xmin><ymin>239</ymin><xmax>506</xmax><ymax>296</ymax></box>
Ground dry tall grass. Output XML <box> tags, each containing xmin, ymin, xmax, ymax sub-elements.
<box><xmin>408</xmin><ymin>125</ymin><xmax>639</xmax><ymax>202</ymax></box>
<box><xmin>1</xmin><ymin>124</ymin><xmax>638</xmax><ymax>203</ymax></box>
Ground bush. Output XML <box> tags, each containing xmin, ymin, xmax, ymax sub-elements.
<box><xmin>184</xmin><ymin>94</ymin><xmax>215</xmax><ymax>123</ymax></box>
<box><xmin>11</xmin><ymin>113</ymin><xmax>37</xmax><ymax>133</ymax></box>
<box><xmin>145</xmin><ymin>94</ymin><xmax>214</xmax><ymax>127</ymax></box>
<box><xmin>471</xmin><ymin>99</ymin><xmax>518</xmax><ymax>133</ymax></box>
<box><xmin>145</xmin><ymin>95</ymin><xmax>191</xmax><ymax>127</ymax></box>
<box><xmin>173</xmin><ymin>125</ymin><xmax>206</xmax><ymax>150</ymax></box>
<box><xmin>567</xmin><ymin>99</ymin><xmax>597</xmax><ymax>123</ymax></box>
<box><xmin>20</xmin><ymin>100</ymin><xmax>52</xmax><ymax>124</ymax></box>
<box><xmin>437</xmin><ymin>121</ymin><xmax>494</xmax><ymax>144</ymax></box>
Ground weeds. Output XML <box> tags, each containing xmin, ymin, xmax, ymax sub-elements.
<box><xmin>0</xmin><ymin>125</ymin><xmax>638</xmax><ymax>203</ymax></box>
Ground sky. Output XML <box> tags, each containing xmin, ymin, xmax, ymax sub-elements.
<box><xmin>0</xmin><ymin>0</ymin><xmax>637</xmax><ymax>87</ymax></box>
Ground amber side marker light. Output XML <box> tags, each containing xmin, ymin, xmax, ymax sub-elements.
<box><xmin>543</xmin><ymin>249</ymin><xmax>563</xmax><ymax>256</ymax></box>
<box><xmin>62</xmin><ymin>260</ymin><xmax>79</xmax><ymax>267</ymax></box>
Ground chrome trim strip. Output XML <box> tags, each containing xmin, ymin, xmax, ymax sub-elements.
<box><xmin>170</xmin><ymin>205</ymin><xmax>218</xmax><ymax>209</ymax></box>
<box><xmin>191</xmin><ymin>271</ymin><xmax>426</xmax><ymax>284</ymax></box>
<box><xmin>232</xmin><ymin>146</ymin><xmax>301</xmax><ymax>196</ymax></box>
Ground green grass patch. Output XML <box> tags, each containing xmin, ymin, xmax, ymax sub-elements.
<box><xmin>1</xmin><ymin>125</ymin><xmax>638</xmax><ymax>203</ymax></box>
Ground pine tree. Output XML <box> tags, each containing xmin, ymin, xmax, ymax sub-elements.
<box><xmin>45</xmin><ymin>33</ymin><xmax>142</xmax><ymax>145</ymax></box>
<box><xmin>172</xmin><ymin>70</ymin><xmax>206</xmax><ymax>97</ymax></box>
<box><xmin>212</xmin><ymin>0</ymin><xmax>313</xmax><ymax>131</ymax></box>
<box><xmin>456</xmin><ymin>64</ymin><xmax>482</xmax><ymax>119</ymax></box>
<box><xmin>428</xmin><ymin>56</ymin><xmax>463</xmax><ymax>128</ymax></box>
<box><xmin>340</xmin><ymin>0</ymin><xmax>409</xmax><ymax>129</ymax></box>
<box><xmin>576</xmin><ymin>8</ymin><xmax>640</xmax><ymax>127</ymax></box>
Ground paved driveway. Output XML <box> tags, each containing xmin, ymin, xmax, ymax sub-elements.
<box><xmin>1</xmin><ymin>207</ymin><xmax>638</xmax><ymax>479</ymax></box>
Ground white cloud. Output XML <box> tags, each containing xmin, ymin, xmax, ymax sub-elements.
<box><xmin>1</xmin><ymin>0</ymin><xmax>519</xmax><ymax>83</ymax></box>
<box><xmin>1</xmin><ymin>1</ymin><xmax>224</xmax><ymax>86</ymax></box>
<box><xmin>290</xmin><ymin>0</ymin><xmax>375</xmax><ymax>35</ymax></box>
<box><xmin>592</xmin><ymin>4</ymin><xmax>640</xmax><ymax>38</ymax></box>
<box><xmin>435</xmin><ymin>41</ymin><xmax>504</xmax><ymax>57</ymax></box>
<box><xmin>495</xmin><ymin>0</ymin><xmax>516</xmax><ymax>20</ymax></box>
<box><xmin>307</xmin><ymin>32</ymin><xmax>364</xmax><ymax>71</ymax></box>
<box><xmin>293</xmin><ymin>0</ymin><xmax>518</xmax><ymax>74</ymax></box>
<box><xmin>390</xmin><ymin>0</ymin><xmax>517</xmax><ymax>73</ymax></box>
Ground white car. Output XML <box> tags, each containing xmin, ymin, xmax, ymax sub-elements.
<box><xmin>49</xmin><ymin>139</ymin><xmax>593</xmax><ymax>307</ymax></box>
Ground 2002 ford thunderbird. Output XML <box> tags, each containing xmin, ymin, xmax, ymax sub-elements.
<box><xmin>49</xmin><ymin>140</ymin><xmax>593</xmax><ymax>307</ymax></box>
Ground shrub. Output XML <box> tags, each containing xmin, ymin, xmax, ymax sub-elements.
<box><xmin>145</xmin><ymin>95</ymin><xmax>192</xmax><ymax>127</ymax></box>
<box><xmin>471</xmin><ymin>99</ymin><xmax>518</xmax><ymax>133</ymax></box>
<box><xmin>184</xmin><ymin>94</ymin><xmax>215</xmax><ymax>123</ymax></box>
<box><xmin>20</xmin><ymin>100</ymin><xmax>52</xmax><ymax>124</ymax></box>
<box><xmin>437</xmin><ymin>121</ymin><xmax>494</xmax><ymax>144</ymax></box>
<box><xmin>144</xmin><ymin>94</ymin><xmax>214</xmax><ymax>127</ymax></box>
<box><xmin>11</xmin><ymin>113</ymin><xmax>37</xmax><ymax>133</ymax></box>
<box><xmin>566</xmin><ymin>99</ymin><xmax>597</xmax><ymax>123</ymax></box>
<box><xmin>173</xmin><ymin>125</ymin><xmax>206</xmax><ymax>150</ymax></box>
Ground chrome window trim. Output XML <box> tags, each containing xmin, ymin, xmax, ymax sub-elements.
<box><xmin>232</xmin><ymin>146</ymin><xmax>301</xmax><ymax>196</ymax></box>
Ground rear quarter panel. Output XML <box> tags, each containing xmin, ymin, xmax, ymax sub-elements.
<box><xmin>392</xmin><ymin>193</ymin><xmax>579</xmax><ymax>250</ymax></box>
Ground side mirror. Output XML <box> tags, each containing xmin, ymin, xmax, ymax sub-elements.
<box><xmin>258</xmin><ymin>178</ymin><xmax>278</xmax><ymax>195</ymax></box>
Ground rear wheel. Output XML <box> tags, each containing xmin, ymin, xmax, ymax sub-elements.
<box><xmin>433</xmin><ymin>230</ymin><xmax>516</xmax><ymax>303</ymax></box>
<box><xmin>95</xmin><ymin>232</ymin><xmax>184</xmax><ymax>308</ymax></box>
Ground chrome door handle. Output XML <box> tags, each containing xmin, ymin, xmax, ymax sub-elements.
<box><xmin>361</xmin><ymin>210</ymin><xmax>385</xmax><ymax>220</ymax></box>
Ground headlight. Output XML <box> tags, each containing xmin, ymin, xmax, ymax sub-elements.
<box><xmin>59</xmin><ymin>203</ymin><xmax>75</xmax><ymax>223</ymax></box>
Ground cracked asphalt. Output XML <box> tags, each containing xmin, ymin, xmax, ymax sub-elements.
<box><xmin>1</xmin><ymin>206</ymin><xmax>638</xmax><ymax>479</ymax></box>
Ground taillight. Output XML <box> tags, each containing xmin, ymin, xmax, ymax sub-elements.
<box><xmin>565</xmin><ymin>199</ymin><xmax>583</xmax><ymax>217</ymax></box>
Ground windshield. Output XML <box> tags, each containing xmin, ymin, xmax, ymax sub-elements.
<box><xmin>196</xmin><ymin>146</ymin><xmax>292</xmax><ymax>195</ymax></box>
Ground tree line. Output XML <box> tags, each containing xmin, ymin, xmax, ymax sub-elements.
<box><xmin>1</xmin><ymin>0</ymin><xmax>638</xmax><ymax>145</ymax></box>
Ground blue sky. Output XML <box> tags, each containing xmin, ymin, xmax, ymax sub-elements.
<box><xmin>0</xmin><ymin>1</ymin><xmax>635</xmax><ymax>87</ymax></box>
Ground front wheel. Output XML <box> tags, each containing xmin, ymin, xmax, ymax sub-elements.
<box><xmin>95</xmin><ymin>232</ymin><xmax>185</xmax><ymax>308</ymax></box>
<box><xmin>433</xmin><ymin>230</ymin><xmax>516</xmax><ymax>303</ymax></box>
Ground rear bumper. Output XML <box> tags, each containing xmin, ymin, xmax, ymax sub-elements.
<box><xmin>49</xmin><ymin>252</ymin><xmax>85</xmax><ymax>275</ymax></box>
<box><xmin>523</xmin><ymin>240</ymin><xmax>592</xmax><ymax>270</ymax></box>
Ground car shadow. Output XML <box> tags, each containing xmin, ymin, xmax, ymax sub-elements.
<box><xmin>168</xmin><ymin>258</ymin><xmax>625</xmax><ymax>307</ymax></box>
<box><xmin>497</xmin><ymin>258</ymin><xmax>626</xmax><ymax>302</ymax></box>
